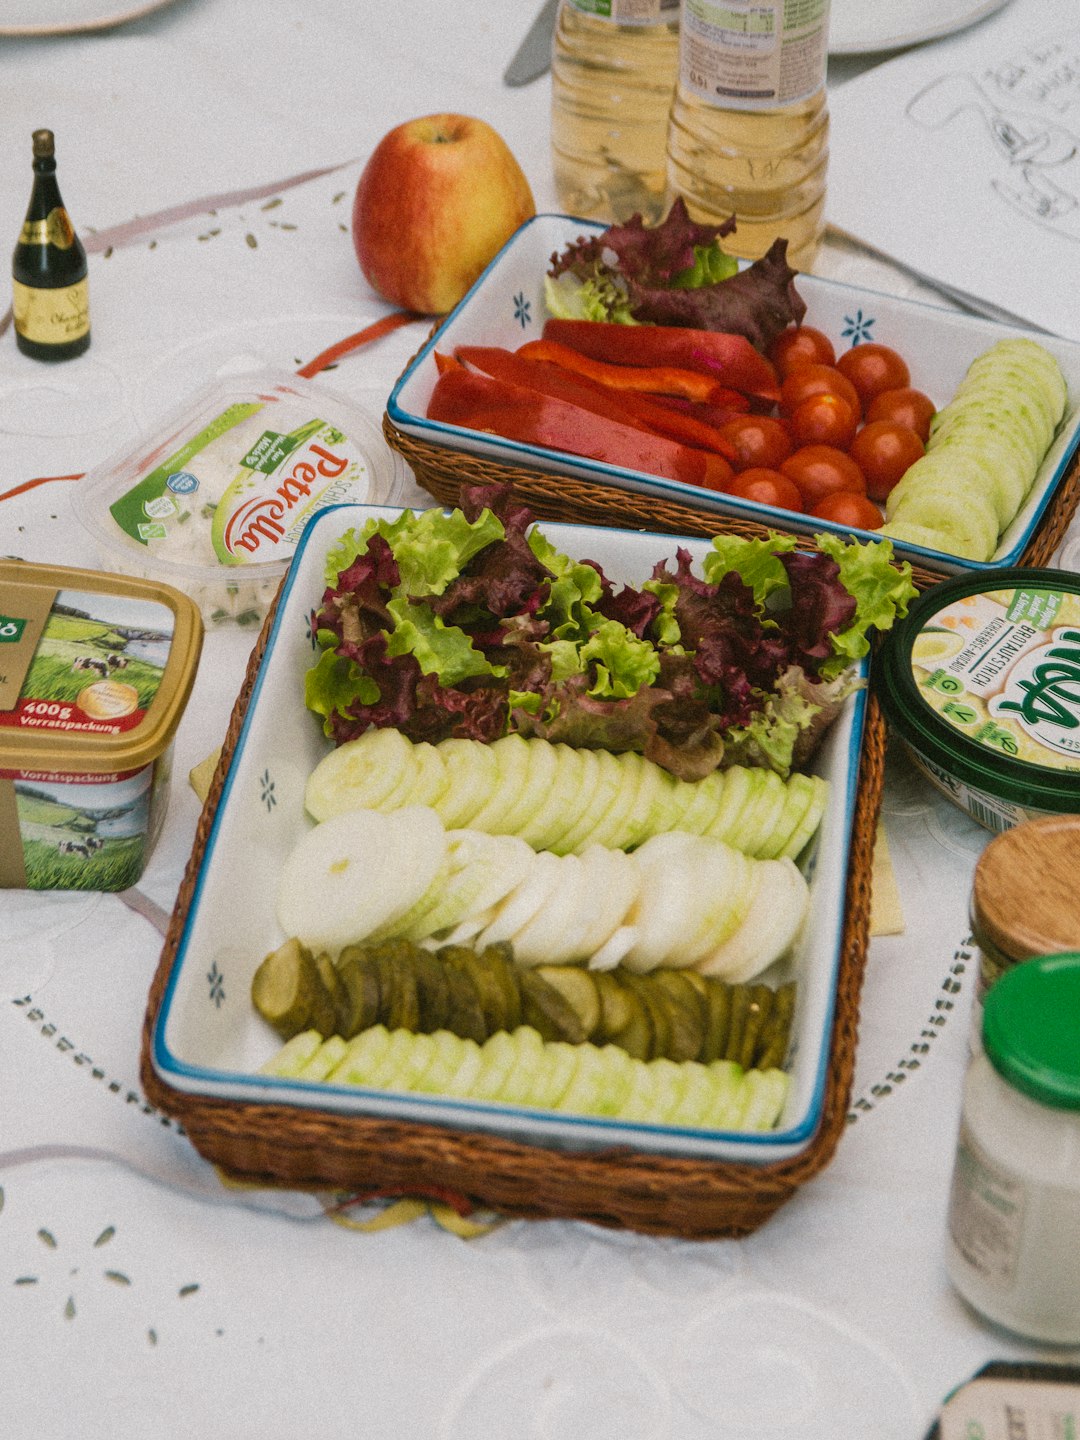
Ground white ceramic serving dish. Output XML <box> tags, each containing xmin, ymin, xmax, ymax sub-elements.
<box><xmin>150</xmin><ymin>502</ymin><xmax>868</xmax><ymax>1164</ymax></box>
<box><xmin>386</xmin><ymin>213</ymin><xmax>1080</xmax><ymax>578</ymax></box>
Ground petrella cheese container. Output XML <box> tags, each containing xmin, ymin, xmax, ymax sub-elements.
<box><xmin>72</xmin><ymin>370</ymin><xmax>411</xmax><ymax>628</ymax></box>
<box><xmin>0</xmin><ymin>558</ymin><xmax>202</xmax><ymax>891</ymax></box>
<box><xmin>874</xmin><ymin>567</ymin><xmax>1080</xmax><ymax>834</ymax></box>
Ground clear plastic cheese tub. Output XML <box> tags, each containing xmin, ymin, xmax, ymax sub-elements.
<box><xmin>73</xmin><ymin>371</ymin><xmax>412</xmax><ymax>628</ymax></box>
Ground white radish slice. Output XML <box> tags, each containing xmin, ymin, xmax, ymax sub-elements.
<box><xmin>417</xmin><ymin>831</ymin><xmax>535</xmax><ymax>941</ymax></box>
<box><xmin>475</xmin><ymin>849</ymin><xmax>562</xmax><ymax>950</ymax></box>
<box><xmin>574</xmin><ymin>845</ymin><xmax>642</xmax><ymax>957</ymax></box>
<box><xmin>304</xmin><ymin>727</ymin><xmax>416</xmax><ymax>821</ymax></box>
<box><xmin>672</xmin><ymin>840</ymin><xmax>757</xmax><ymax>968</ymax></box>
<box><xmin>509</xmin><ymin>852</ymin><xmax>588</xmax><ymax>966</ymax></box>
<box><xmin>276</xmin><ymin>806</ymin><xmax>447</xmax><ymax>954</ymax></box>
<box><xmin>588</xmin><ymin>924</ymin><xmax>638</xmax><ymax>971</ymax></box>
<box><xmin>696</xmin><ymin>857</ymin><xmax>809</xmax><ymax>983</ymax></box>
<box><xmin>619</xmin><ymin>832</ymin><xmax>707</xmax><ymax>972</ymax></box>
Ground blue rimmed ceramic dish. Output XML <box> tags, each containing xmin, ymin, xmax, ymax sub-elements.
<box><xmin>149</xmin><ymin>502</ymin><xmax>868</xmax><ymax>1165</ymax></box>
<box><xmin>386</xmin><ymin>213</ymin><xmax>1080</xmax><ymax>579</ymax></box>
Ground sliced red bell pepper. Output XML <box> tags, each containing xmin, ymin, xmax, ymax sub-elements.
<box><xmin>433</xmin><ymin>349</ymin><xmax>463</xmax><ymax>375</ymax></box>
<box><xmin>427</xmin><ymin>365</ymin><xmax>725</xmax><ymax>489</ymax></box>
<box><xmin>515</xmin><ymin>337</ymin><xmax>732</xmax><ymax>406</ymax></box>
<box><xmin>455</xmin><ymin>345</ymin><xmax>737</xmax><ymax>464</ymax></box>
<box><xmin>541</xmin><ymin>319</ymin><xmax>780</xmax><ymax>403</ymax></box>
<box><xmin>455</xmin><ymin>345</ymin><xmax>660</xmax><ymax>433</ymax></box>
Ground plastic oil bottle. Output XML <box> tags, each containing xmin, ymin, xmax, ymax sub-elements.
<box><xmin>665</xmin><ymin>0</ymin><xmax>830</xmax><ymax>270</ymax></box>
<box><xmin>551</xmin><ymin>0</ymin><xmax>680</xmax><ymax>225</ymax></box>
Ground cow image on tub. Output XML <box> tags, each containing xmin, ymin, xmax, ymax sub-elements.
<box><xmin>72</xmin><ymin>656</ymin><xmax>110</xmax><ymax>679</ymax></box>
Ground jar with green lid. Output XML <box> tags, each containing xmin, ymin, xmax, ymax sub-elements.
<box><xmin>874</xmin><ymin>567</ymin><xmax>1080</xmax><ymax>834</ymax></box>
<box><xmin>945</xmin><ymin>952</ymin><xmax>1080</xmax><ymax>1345</ymax></box>
<box><xmin>970</xmin><ymin>814</ymin><xmax>1080</xmax><ymax>1049</ymax></box>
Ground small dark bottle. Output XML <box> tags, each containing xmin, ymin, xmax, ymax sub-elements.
<box><xmin>12</xmin><ymin>129</ymin><xmax>90</xmax><ymax>361</ymax></box>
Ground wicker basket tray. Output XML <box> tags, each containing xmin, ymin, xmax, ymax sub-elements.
<box><xmin>140</xmin><ymin>567</ymin><xmax>886</xmax><ymax>1242</ymax></box>
<box><xmin>384</xmin><ymin>412</ymin><xmax>1080</xmax><ymax>594</ymax></box>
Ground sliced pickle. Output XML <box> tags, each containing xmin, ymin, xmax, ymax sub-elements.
<box><xmin>700</xmin><ymin>976</ymin><xmax>731</xmax><ymax>1064</ymax></box>
<box><xmin>251</xmin><ymin>938</ymin><xmax>325</xmax><ymax>1039</ymax></box>
<box><xmin>441</xmin><ymin>945</ymin><xmax>513</xmax><ymax>1036</ymax></box>
<box><xmin>518</xmin><ymin>970</ymin><xmax>589</xmax><ymax>1044</ymax></box>
<box><xmin>593</xmin><ymin>970</ymin><xmax>635</xmax><ymax>1042</ymax></box>
<box><xmin>442</xmin><ymin>963</ymin><xmax>488</xmax><ymax>1043</ymax></box>
<box><xmin>620</xmin><ymin>974</ymin><xmax>671</xmax><ymax>1061</ymax></box>
<box><xmin>334</xmin><ymin>946</ymin><xmax>382</xmax><ymax>1038</ymax></box>
<box><xmin>756</xmin><ymin>981</ymin><xmax>796</xmax><ymax>1070</ymax></box>
<box><xmin>649</xmin><ymin>971</ymin><xmax>707</xmax><ymax>1063</ymax></box>
<box><xmin>311</xmin><ymin>952</ymin><xmax>345</xmax><ymax>1038</ymax></box>
<box><xmin>735</xmin><ymin>983</ymin><xmax>774</xmax><ymax>1071</ymax></box>
<box><xmin>483</xmin><ymin>944</ymin><xmax>523</xmax><ymax>1033</ymax></box>
<box><xmin>412</xmin><ymin>948</ymin><xmax>452</xmax><ymax>1033</ymax></box>
<box><xmin>723</xmin><ymin>983</ymin><xmax>752</xmax><ymax>1064</ymax></box>
<box><xmin>535</xmin><ymin>966</ymin><xmax>601</xmax><ymax>1039</ymax></box>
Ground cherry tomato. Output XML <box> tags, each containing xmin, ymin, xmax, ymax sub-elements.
<box><xmin>849</xmin><ymin>420</ymin><xmax>925</xmax><ymax>502</ymax></box>
<box><xmin>718</xmin><ymin>414</ymin><xmax>793</xmax><ymax>471</ymax></box>
<box><xmin>768</xmin><ymin>325</ymin><xmax>836</xmax><ymax>379</ymax></box>
<box><xmin>788</xmin><ymin>391</ymin><xmax>858</xmax><ymax>450</ymax></box>
<box><xmin>810</xmin><ymin>491</ymin><xmax>885</xmax><ymax>531</ymax></box>
<box><xmin>781</xmin><ymin>444</ymin><xmax>866</xmax><ymax>507</ymax></box>
<box><xmin>697</xmin><ymin>453</ymin><xmax>736</xmax><ymax>492</ymax></box>
<box><xmin>725</xmin><ymin>467</ymin><xmax>804</xmax><ymax>512</ymax></box>
<box><xmin>835</xmin><ymin>343</ymin><xmax>911</xmax><ymax>407</ymax></box>
<box><xmin>866</xmin><ymin>386</ymin><xmax>936</xmax><ymax>442</ymax></box>
<box><xmin>779</xmin><ymin>364</ymin><xmax>862</xmax><ymax>423</ymax></box>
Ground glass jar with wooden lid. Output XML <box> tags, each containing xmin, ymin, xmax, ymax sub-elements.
<box><xmin>969</xmin><ymin>814</ymin><xmax>1080</xmax><ymax>1049</ymax></box>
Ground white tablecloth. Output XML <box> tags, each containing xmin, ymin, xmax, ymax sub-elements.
<box><xmin>1</xmin><ymin>5</ymin><xmax>1078</xmax><ymax>1437</ymax></box>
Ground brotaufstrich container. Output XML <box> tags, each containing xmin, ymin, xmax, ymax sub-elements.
<box><xmin>874</xmin><ymin>567</ymin><xmax>1080</xmax><ymax>833</ymax></box>
<box><xmin>0</xmin><ymin>559</ymin><xmax>202</xmax><ymax>891</ymax></box>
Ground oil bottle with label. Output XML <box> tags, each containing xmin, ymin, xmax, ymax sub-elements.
<box><xmin>12</xmin><ymin>129</ymin><xmax>90</xmax><ymax>361</ymax></box>
<box><xmin>551</xmin><ymin>0</ymin><xmax>680</xmax><ymax>225</ymax></box>
<box><xmin>665</xmin><ymin>0</ymin><xmax>830</xmax><ymax>271</ymax></box>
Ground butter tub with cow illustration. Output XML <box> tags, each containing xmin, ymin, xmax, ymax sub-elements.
<box><xmin>0</xmin><ymin>559</ymin><xmax>202</xmax><ymax>891</ymax></box>
<box><xmin>72</xmin><ymin>371</ymin><xmax>411</xmax><ymax>629</ymax></box>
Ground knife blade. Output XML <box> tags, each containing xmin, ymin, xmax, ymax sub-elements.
<box><xmin>504</xmin><ymin>0</ymin><xmax>559</xmax><ymax>86</ymax></box>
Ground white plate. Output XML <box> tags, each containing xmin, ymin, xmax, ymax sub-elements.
<box><xmin>829</xmin><ymin>0</ymin><xmax>1012</xmax><ymax>57</ymax></box>
<box><xmin>0</xmin><ymin>0</ymin><xmax>178</xmax><ymax>35</ymax></box>
<box><xmin>150</xmin><ymin>503</ymin><xmax>869</xmax><ymax>1165</ymax></box>
<box><xmin>387</xmin><ymin>212</ymin><xmax>1080</xmax><ymax>579</ymax></box>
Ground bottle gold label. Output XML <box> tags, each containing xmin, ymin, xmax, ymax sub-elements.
<box><xmin>12</xmin><ymin>277</ymin><xmax>90</xmax><ymax>344</ymax></box>
<box><xmin>19</xmin><ymin>207</ymin><xmax>76</xmax><ymax>250</ymax></box>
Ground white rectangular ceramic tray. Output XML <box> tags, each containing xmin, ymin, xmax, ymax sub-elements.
<box><xmin>150</xmin><ymin>502</ymin><xmax>868</xmax><ymax>1164</ymax></box>
<box><xmin>386</xmin><ymin>213</ymin><xmax>1080</xmax><ymax>577</ymax></box>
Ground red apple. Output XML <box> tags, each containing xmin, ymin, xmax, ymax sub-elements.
<box><xmin>352</xmin><ymin>113</ymin><xmax>536</xmax><ymax>316</ymax></box>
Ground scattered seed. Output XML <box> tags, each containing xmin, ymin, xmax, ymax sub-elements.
<box><xmin>37</xmin><ymin>1229</ymin><xmax>57</xmax><ymax>1249</ymax></box>
<box><xmin>94</xmin><ymin>1226</ymin><xmax>115</xmax><ymax>1248</ymax></box>
<box><xmin>178</xmin><ymin>1283</ymin><xmax>200</xmax><ymax>1298</ymax></box>
<box><xmin>64</xmin><ymin>1296</ymin><xmax>76</xmax><ymax>1319</ymax></box>
<box><xmin>245</xmin><ymin>233</ymin><xmax>258</xmax><ymax>249</ymax></box>
<box><xmin>104</xmin><ymin>1271</ymin><xmax>131</xmax><ymax>1287</ymax></box>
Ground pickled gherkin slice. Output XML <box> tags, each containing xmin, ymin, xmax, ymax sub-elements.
<box><xmin>519</xmin><ymin>969</ymin><xmax>590</xmax><ymax>1044</ymax></box>
<box><xmin>251</xmin><ymin>938</ymin><xmax>327</xmax><ymax>1039</ymax></box>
